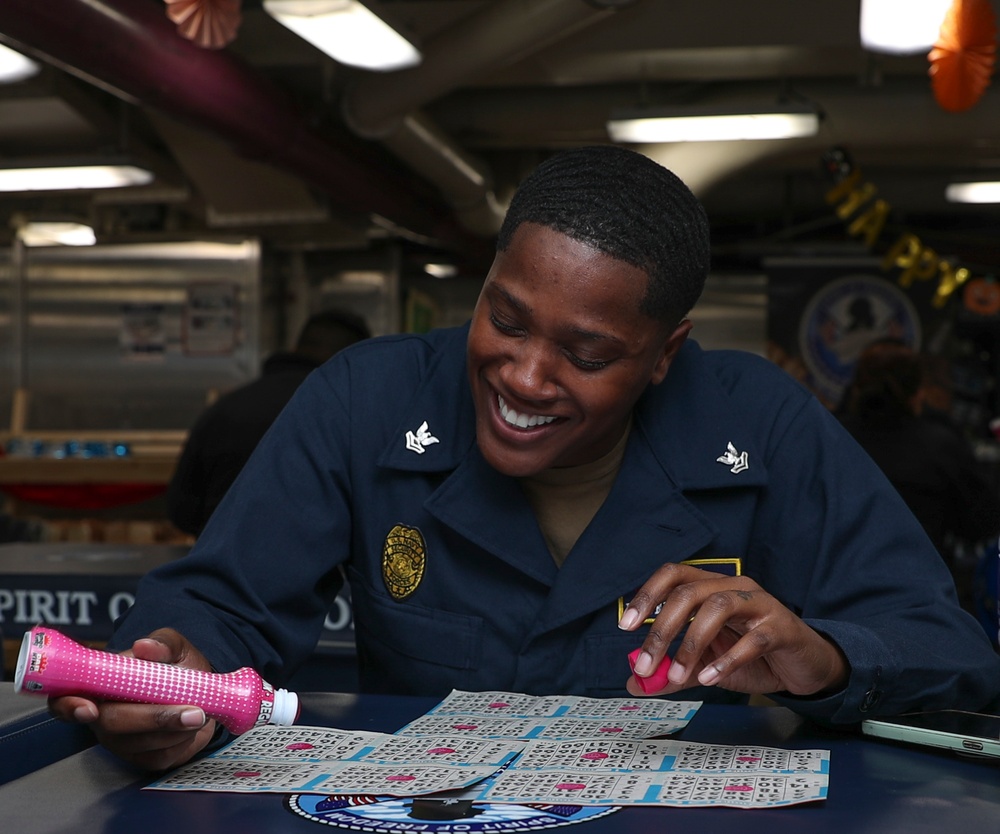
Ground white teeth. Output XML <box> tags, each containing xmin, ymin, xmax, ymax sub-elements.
<box><xmin>498</xmin><ymin>395</ymin><xmax>557</xmax><ymax>429</ymax></box>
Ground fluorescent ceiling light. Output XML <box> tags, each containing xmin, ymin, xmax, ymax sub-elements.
<box><xmin>0</xmin><ymin>164</ymin><xmax>154</xmax><ymax>192</ymax></box>
<box><xmin>424</xmin><ymin>263</ymin><xmax>457</xmax><ymax>279</ymax></box>
<box><xmin>607</xmin><ymin>105</ymin><xmax>819</xmax><ymax>144</ymax></box>
<box><xmin>946</xmin><ymin>181</ymin><xmax>1000</xmax><ymax>203</ymax></box>
<box><xmin>18</xmin><ymin>222</ymin><xmax>97</xmax><ymax>246</ymax></box>
<box><xmin>0</xmin><ymin>43</ymin><xmax>40</xmax><ymax>83</ymax></box>
<box><xmin>860</xmin><ymin>0</ymin><xmax>952</xmax><ymax>54</ymax></box>
<box><xmin>263</xmin><ymin>0</ymin><xmax>421</xmax><ymax>72</ymax></box>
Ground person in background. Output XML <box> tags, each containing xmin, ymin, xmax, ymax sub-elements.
<box><xmin>839</xmin><ymin>338</ymin><xmax>1000</xmax><ymax>612</ymax></box>
<box><xmin>167</xmin><ymin>308</ymin><xmax>371</xmax><ymax>537</ymax></box>
<box><xmin>51</xmin><ymin>146</ymin><xmax>1000</xmax><ymax>772</ymax></box>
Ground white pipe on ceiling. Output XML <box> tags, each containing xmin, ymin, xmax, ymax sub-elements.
<box><xmin>342</xmin><ymin>0</ymin><xmax>629</xmax><ymax>236</ymax></box>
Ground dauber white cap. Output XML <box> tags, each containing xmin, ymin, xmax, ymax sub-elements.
<box><xmin>271</xmin><ymin>688</ymin><xmax>300</xmax><ymax>726</ymax></box>
<box><xmin>13</xmin><ymin>630</ymin><xmax>31</xmax><ymax>693</ymax></box>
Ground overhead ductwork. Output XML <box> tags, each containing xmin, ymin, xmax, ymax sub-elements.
<box><xmin>342</xmin><ymin>0</ymin><xmax>625</xmax><ymax>237</ymax></box>
<box><xmin>0</xmin><ymin>0</ymin><xmax>635</xmax><ymax>246</ymax></box>
<box><xmin>344</xmin><ymin>0</ymin><xmax>621</xmax><ymax>136</ymax></box>
<box><xmin>0</xmin><ymin>0</ymin><xmax>470</xmax><ymax>248</ymax></box>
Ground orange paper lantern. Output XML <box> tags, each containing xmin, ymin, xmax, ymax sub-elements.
<box><xmin>963</xmin><ymin>276</ymin><xmax>1000</xmax><ymax>315</ymax></box>
<box><xmin>928</xmin><ymin>0</ymin><xmax>997</xmax><ymax>112</ymax></box>
<box><xmin>165</xmin><ymin>0</ymin><xmax>243</xmax><ymax>50</ymax></box>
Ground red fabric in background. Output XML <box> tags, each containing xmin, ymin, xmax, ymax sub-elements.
<box><xmin>0</xmin><ymin>483</ymin><xmax>166</xmax><ymax>509</ymax></box>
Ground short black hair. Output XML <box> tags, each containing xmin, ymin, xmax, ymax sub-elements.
<box><xmin>497</xmin><ymin>145</ymin><xmax>710</xmax><ymax>324</ymax></box>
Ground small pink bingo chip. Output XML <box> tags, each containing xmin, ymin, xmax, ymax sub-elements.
<box><xmin>628</xmin><ymin>648</ymin><xmax>671</xmax><ymax>694</ymax></box>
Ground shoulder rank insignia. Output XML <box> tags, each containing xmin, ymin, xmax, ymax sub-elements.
<box><xmin>716</xmin><ymin>441</ymin><xmax>749</xmax><ymax>473</ymax></box>
<box><xmin>405</xmin><ymin>420</ymin><xmax>440</xmax><ymax>454</ymax></box>
<box><xmin>382</xmin><ymin>524</ymin><xmax>427</xmax><ymax>600</ymax></box>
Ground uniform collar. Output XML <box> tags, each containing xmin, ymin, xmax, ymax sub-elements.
<box><xmin>375</xmin><ymin>331</ymin><xmax>768</xmax><ymax>612</ymax></box>
<box><xmin>377</xmin><ymin>330</ymin><xmax>769</xmax><ymax>491</ymax></box>
<box><xmin>376</xmin><ymin>325</ymin><xmax>477</xmax><ymax>473</ymax></box>
<box><xmin>635</xmin><ymin>340</ymin><xmax>769</xmax><ymax>491</ymax></box>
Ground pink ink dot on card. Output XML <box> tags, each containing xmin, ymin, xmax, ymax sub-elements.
<box><xmin>581</xmin><ymin>752</ymin><xmax>609</xmax><ymax>760</ymax></box>
<box><xmin>488</xmin><ymin>702</ymin><xmax>510</xmax><ymax>709</ymax></box>
<box><xmin>286</xmin><ymin>743</ymin><xmax>315</xmax><ymax>750</ymax></box>
<box><xmin>556</xmin><ymin>783</ymin><xmax>586</xmax><ymax>791</ymax></box>
<box><xmin>452</xmin><ymin>724</ymin><xmax>478</xmax><ymax>731</ymax></box>
<box><xmin>386</xmin><ymin>774</ymin><xmax>416</xmax><ymax>782</ymax></box>
<box><xmin>724</xmin><ymin>785</ymin><xmax>754</xmax><ymax>791</ymax></box>
<box><xmin>234</xmin><ymin>771</ymin><xmax>261</xmax><ymax>778</ymax></box>
<box><xmin>618</xmin><ymin>705</ymin><xmax>639</xmax><ymax>711</ymax></box>
<box><xmin>427</xmin><ymin>748</ymin><xmax>456</xmax><ymax>755</ymax></box>
<box><xmin>598</xmin><ymin>727</ymin><xmax>623</xmax><ymax>733</ymax></box>
<box><xmin>736</xmin><ymin>756</ymin><xmax>761</xmax><ymax>762</ymax></box>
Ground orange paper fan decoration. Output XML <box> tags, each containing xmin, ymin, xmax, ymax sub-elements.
<box><xmin>928</xmin><ymin>0</ymin><xmax>997</xmax><ymax>112</ymax></box>
<box><xmin>165</xmin><ymin>0</ymin><xmax>243</xmax><ymax>50</ymax></box>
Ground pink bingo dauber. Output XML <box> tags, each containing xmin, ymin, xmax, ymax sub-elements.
<box><xmin>14</xmin><ymin>624</ymin><xmax>299</xmax><ymax>735</ymax></box>
<box><xmin>628</xmin><ymin>647</ymin><xmax>672</xmax><ymax>694</ymax></box>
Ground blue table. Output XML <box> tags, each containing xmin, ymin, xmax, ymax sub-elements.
<box><xmin>1</xmin><ymin>689</ymin><xmax>998</xmax><ymax>833</ymax></box>
<box><xmin>0</xmin><ymin>682</ymin><xmax>94</xmax><ymax>785</ymax></box>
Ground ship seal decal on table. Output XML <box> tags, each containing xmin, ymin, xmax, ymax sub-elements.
<box><xmin>287</xmin><ymin>794</ymin><xmax>621</xmax><ymax>830</ymax></box>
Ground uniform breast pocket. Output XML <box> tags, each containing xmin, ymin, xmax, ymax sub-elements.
<box><xmin>349</xmin><ymin>574</ymin><xmax>485</xmax><ymax>696</ymax></box>
<box><xmin>584</xmin><ymin>631</ymin><xmax>651</xmax><ymax>697</ymax></box>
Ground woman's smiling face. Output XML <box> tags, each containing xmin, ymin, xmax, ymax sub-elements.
<box><xmin>467</xmin><ymin>222</ymin><xmax>692</xmax><ymax>477</ymax></box>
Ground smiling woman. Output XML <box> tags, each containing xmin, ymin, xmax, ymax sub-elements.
<box><xmin>466</xmin><ymin>145</ymin><xmax>710</xmax><ymax>477</ymax></box>
<box><xmin>467</xmin><ymin>223</ymin><xmax>691</xmax><ymax>477</ymax></box>
<box><xmin>46</xmin><ymin>145</ymin><xmax>1000</xmax><ymax>774</ymax></box>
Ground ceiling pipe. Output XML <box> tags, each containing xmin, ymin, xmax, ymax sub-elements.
<box><xmin>342</xmin><ymin>0</ymin><xmax>629</xmax><ymax>237</ymax></box>
<box><xmin>344</xmin><ymin>0</ymin><xmax>621</xmax><ymax>136</ymax></box>
<box><xmin>0</xmin><ymin>0</ymin><xmax>473</xmax><ymax>249</ymax></box>
<box><xmin>379</xmin><ymin>111</ymin><xmax>507</xmax><ymax>238</ymax></box>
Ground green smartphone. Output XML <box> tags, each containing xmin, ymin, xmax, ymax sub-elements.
<box><xmin>862</xmin><ymin>710</ymin><xmax>1000</xmax><ymax>759</ymax></box>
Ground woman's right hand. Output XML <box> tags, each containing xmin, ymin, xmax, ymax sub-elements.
<box><xmin>47</xmin><ymin>628</ymin><xmax>218</xmax><ymax>771</ymax></box>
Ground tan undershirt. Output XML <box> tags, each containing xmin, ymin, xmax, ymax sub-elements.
<box><xmin>519</xmin><ymin>421</ymin><xmax>631</xmax><ymax>567</ymax></box>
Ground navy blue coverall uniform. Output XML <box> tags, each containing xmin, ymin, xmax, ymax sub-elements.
<box><xmin>112</xmin><ymin>325</ymin><xmax>1000</xmax><ymax>725</ymax></box>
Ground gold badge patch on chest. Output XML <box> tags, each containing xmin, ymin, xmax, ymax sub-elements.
<box><xmin>382</xmin><ymin>524</ymin><xmax>426</xmax><ymax>600</ymax></box>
